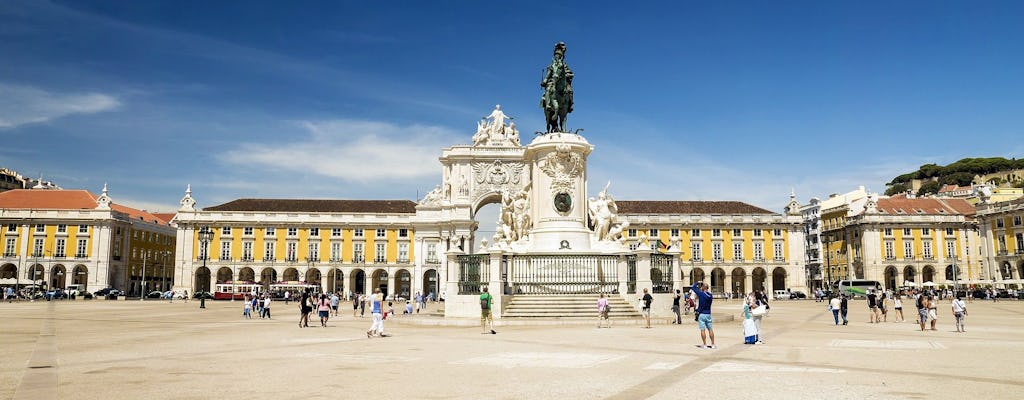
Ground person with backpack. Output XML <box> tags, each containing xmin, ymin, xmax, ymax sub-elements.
<box><xmin>480</xmin><ymin>286</ymin><xmax>496</xmax><ymax>334</ymax></box>
<box><xmin>597</xmin><ymin>293</ymin><xmax>611</xmax><ymax>328</ymax></box>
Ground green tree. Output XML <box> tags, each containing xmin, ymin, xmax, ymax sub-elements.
<box><xmin>938</xmin><ymin>172</ymin><xmax>975</xmax><ymax>187</ymax></box>
<box><xmin>917</xmin><ymin>180</ymin><xmax>941</xmax><ymax>196</ymax></box>
<box><xmin>885</xmin><ymin>183</ymin><xmax>909</xmax><ymax>196</ymax></box>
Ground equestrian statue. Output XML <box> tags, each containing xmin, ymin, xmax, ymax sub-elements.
<box><xmin>540</xmin><ymin>42</ymin><xmax>574</xmax><ymax>133</ymax></box>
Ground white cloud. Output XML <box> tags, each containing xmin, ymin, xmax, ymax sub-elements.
<box><xmin>113</xmin><ymin>197</ymin><xmax>179</xmax><ymax>214</ymax></box>
<box><xmin>221</xmin><ymin>119</ymin><xmax>464</xmax><ymax>183</ymax></box>
<box><xmin>0</xmin><ymin>83</ymin><xmax>121</xmax><ymax>129</ymax></box>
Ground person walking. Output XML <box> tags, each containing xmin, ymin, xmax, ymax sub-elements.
<box><xmin>597</xmin><ymin>293</ymin><xmax>611</xmax><ymax>328</ymax></box>
<box><xmin>183</xmin><ymin>289</ymin><xmax>188</xmax><ymax>303</ymax></box>
<box><xmin>952</xmin><ymin>295</ymin><xmax>967</xmax><ymax>333</ymax></box>
<box><xmin>916</xmin><ymin>292</ymin><xmax>929</xmax><ymax>331</ymax></box>
<box><xmin>284</xmin><ymin>290</ymin><xmax>291</xmax><ymax>305</ymax></box>
<box><xmin>243</xmin><ymin>295</ymin><xmax>252</xmax><ymax>319</ymax></box>
<box><xmin>829</xmin><ymin>295</ymin><xmax>842</xmax><ymax>325</ymax></box>
<box><xmin>330</xmin><ymin>292</ymin><xmax>340</xmax><ymax>317</ymax></box>
<box><xmin>366</xmin><ymin>288</ymin><xmax>386</xmax><ymax>338</ymax></box>
<box><xmin>352</xmin><ymin>293</ymin><xmax>360</xmax><ymax>317</ymax></box>
<box><xmin>927</xmin><ymin>295</ymin><xmax>939</xmax><ymax>331</ymax></box>
<box><xmin>261</xmin><ymin>295</ymin><xmax>272</xmax><ymax>319</ymax></box>
<box><xmin>893</xmin><ymin>294</ymin><xmax>905</xmax><ymax>322</ymax></box>
<box><xmin>480</xmin><ymin>286</ymin><xmax>496</xmax><ymax>334</ymax></box>
<box><xmin>299</xmin><ymin>289</ymin><xmax>312</xmax><ymax>328</ymax></box>
<box><xmin>640</xmin><ymin>288</ymin><xmax>653</xmax><ymax>329</ymax></box>
<box><xmin>692</xmin><ymin>281</ymin><xmax>716</xmax><ymax>349</ymax></box>
<box><xmin>867</xmin><ymin>289</ymin><xmax>879</xmax><ymax>323</ymax></box>
<box><xmin>359</xmin><ymin>293</ymin><xmax>367</xmax><ymax>317</ymax></box>
<box><xmin>839</xmin><ymin>293</ymin><xmax>849</xmax><ymax>326</ymax></box>
<box><xmin>878</xmin><ymin>291</ymin><xmax>888</xmax><ymax>322</ymax></box>
<box><xmin>671</xmin><ymin>289</ymin><xmax>682</xmax><ymax>325</ymax></box>
<box><xmin>317</xmin><ymin>294</ymin><xmax>331</xmax><ymax>327</ymax></box>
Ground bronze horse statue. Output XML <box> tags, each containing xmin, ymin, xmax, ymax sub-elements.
<box><xmin>541</xmin><ymin>42</ymin><xmax>574</xmax><ymax>133</ymax></box>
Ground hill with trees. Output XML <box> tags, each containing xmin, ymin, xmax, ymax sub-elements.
<box><xmin>885</xmin><ymin>157</ymin><xmax>1024</xmax><ymax>196</ymax></box>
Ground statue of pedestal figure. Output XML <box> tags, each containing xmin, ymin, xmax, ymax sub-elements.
<box><xmin>541</xmin><ymin>42</ymin><xmax>574</xmax><ymax>133</ymax></box>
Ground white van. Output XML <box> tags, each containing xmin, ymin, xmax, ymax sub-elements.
<box><xmin>66</xmin><ymin>284</ymin><xmax>85</xmax><ymax>297</ymax></box>
<box><xmin>773</xmin><ymin>290</ymin><xmax>789</xmax><ymax>300</ymax></box>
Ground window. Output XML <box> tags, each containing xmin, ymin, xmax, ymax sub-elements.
<box><xmin>331</xmin><ymin>242</ymin><xmax>341</xmax><ymax>261</ymax></box>
<box><xmin>243</xmin><ymin>227</ymin><xmax>253</xmax><ymax>236</ymax></box>
<box><xmin>308</xmin><ymin>242</ymin><xmax>319</xmax><ymax>261</ymax></box>
<box><xmin>884</xmin><ymin>241</ymin><xmax>894</xmax><ymax>260</ymax></box>
<box><xmin>57</xmin><ymin>224</ymin><xmax>67</xmax><ymax>233</ymax></box>
<box><xmin>922</xmin><ymin>241</ymin><xmax>932</xmax><ymax>259</ymax></box>
<box><xmin>945</xmin><ymin>228</ymin><xmax>954</xmax><ymax>236</ymax></box>
<box><xmin>712</xmin><ymin>242</ymin><xmax>722</xmax><ymax>261</ymax></box>
<box><xmin>198</xmin><ymin>240</ymin><xmax>209</xmax><ymax>260</ymax></box>
<box><xmin>35</xmin><ymin>224</ymin><xmax>45</xmax><ymax>233</ymax></box>
<box><xmin>5</xmin><ymin>238</ymin><xmax>16</xmax><ymax>256</ymax></box>
<box><xmin>241</xmin><ymin>241</ymin><xmax>253</xmax><ymax>263</ymax></box>
<box><xmin>712</xmin><ymin>229</ymin><xmax>721</xmax><ymax>237</ymax></box>
<box><xmin>265</xmin><ymin>227</ymin><xmax>275</xmax><ymax>236</ymax></box>
<box><xmin>398</xmin><ymin>243</ymin><xmax>409</xmax><ymax>262</ymax></box>
<box><xmin>996</xmin><ymin>219</ymin><xmax>1004</xmax><ymax>228</ymax></box>
<box><xmin>354</xmin><ymin>229</ymin><xmax>364</xmax><ymax>237</ymax></box>
<box><xmin>1017</xmin><ymin>233</ymin><xmax>1024</xmax><ymax>254</ymax></box>
<box><xmin>649</xmin><ymin>229</ymin><xmax>659</xmax><ymax>237</ymax></box>
<box><xmin>286</xmin><ymin>242</ymin><xmax>297</xmax><ymax>261</ymax></box>
<box><xmin>332</xmin><ymin>228</ymin><xmax>342</xmax><ymax>237</ymax></box>
<box><xmin>33</xmin><ymin>238</ymin><xmax>44</xmax><ymax>256</ymax></box>
<box><xmin>399</xmin><ymin>229</ymin><xmax>409</xmax><ymax>238</ymax></box>
<box><xmin>113</xmin><ymin>240</ymin><xmax>120</xmax><ymax>259</ymax></box>
<box><xmin>627</xmin><ymin>229</ymin><xmax>637</xmax><ymax>237</ymax></box>
<box><xmin>376</xmin><ymin>228</ymin><xmax>386</xmax><ymax>238</ymax></box>
<box><xmin>54</xmin><ymin>238</ymin><xmax>66</xmax><ymax>257</ymax></box>
<box><xmin>220</xmin><ymin>241</ymin><xmax>231</xmax><ymax>260</ymax></box>
<box><xmin>354</xmin><ymin>243</ymin><xmax>365</xmax><ymax>262</ymax></box>
<box><xmin>922</xmin><ymin>228</ymin><xmax>931</xmax><ymax>235</ymax></box>
<box><xmin>221</xmin><ymin>227</ymin><xmax>231</xmax><ymax>235</ymax></box>
<box><xmin>309</xmin><ymin>228</ymin><xmax>319</xmax><ymax>237</ymax></box>
<box><xmin>264</xmin><ymin>242</ymin><xmax>275</xmax><ymax>261</ymax></box>
<box><xmin>75</xmin><ymin>239</ymin><xmax>87</xmax><ymax>258</ymax></box>
<box><xmin>690</xmin><ymin>242</ymin><xmax>702</xmax><ymax>261</ymax></box>
<box><xmin>691</xmin><ymin>229</ymin><xmax>701</xmax><ymax>237</ymax></box>
<box><xmin>287</xmin><ymin>228</ymin><xmax>297</xmax><ymax>237</ymax></box>
<box><xmin>946</xmin><ymin>241</ymin><xmax>956</xmax><ymax>259</ymax></box>
<box><xmin>7</xmin><ymin>224</ymin><xmax>16</xmax><ymax>232</ymax></box>
<box><xmin>753</xmin><ymin>242</ymin><xmax>764</xmax><ymax>261</ymax></box>
<box><xmin>774</xmin><ymin>229</ymin><xmax>782</xmax><ymax>236</ymax></box>
<box><xmin>998</xmin><ymin>236</ymin><xmax>1007</xmax><ymax>253</ymax></box>
<box><xmin>903</xmin><ymin>228</ymin><xmax>912</xmax><ymax>236</ymax></box>
<box><xmin>1015</xmin><ymin>216</ymin><xmax>1023</xmax><ymax>226</ymax></box>
<box><xmin>426</xmin><ymin>243</ymin><xmax>438</xmax><ymax>263</ymax></box>
<box><xmin>753</xmin><ymin>229</ymin><xmax>762</xmax><ymax>237</ymax></box>
<box><xmin>904</xmin><ymin>241</ymin><xmax>913</xmax><ymax>259</ymax></box>
<box><xmin>733</xmin><ymin>229</ymin><xmax>742</xmax><ymax>237</ymax></box>
<box><xmin>884</xmin><ymin>228</ymin><xmax>893</xmax><ymax>236</ymax></box>
<box><xmin>629</xmin><ymin>243</ymin><xmax>638</xmax><ymax>251</ymax></box>
<box><xmin>773</xmin><ymin>242</ymin><xmax>784</xmax><ymax>261</ymax></box>
<box><xmin>375</xmin><ymin>243</ymin><xmax>386</xmax><ymax>263</ymax></box>
<box><xmin>670</xmin><ymin>229</ymin><xmax>679</xmax><ymax>237</ymax></box>
<box><xmin>733</xmin><ymin>242</ymin><xmax>743</xmax><ymax>260</ymax></box>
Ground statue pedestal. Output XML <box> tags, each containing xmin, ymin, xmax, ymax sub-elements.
<box><xmin>523</xmin><ymin>132</ymin><xmax>594</xmax><ymax>252</ymax></box>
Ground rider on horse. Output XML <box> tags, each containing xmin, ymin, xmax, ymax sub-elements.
<box><xmin>541</xmin><ymin>42</ymin><xmax>574</xmax><ymax>133</ymax></box>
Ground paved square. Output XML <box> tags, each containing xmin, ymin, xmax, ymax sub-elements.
<box><xmin>1</xmin><ymin>298</ymin><xmax>1022</xmax><ymax>399</ymax></box>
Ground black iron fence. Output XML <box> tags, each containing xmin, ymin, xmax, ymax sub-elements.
<box><xmin>457</xmin><ymin>254</ymin><xmax>489</xmax><ymax>294</ymax></box>
<box><xmin>508</xmin><ymin>254</ymin><xmax>621</xmax><ymax>295</ymax></box>
<box><xmin>651</xmin><ymin>253</ymin><xmax>674</xmax><ymax>293</ymax></box>
<box><xmin>626</xmin><ymin>255</ymin><xmax>637</xmax><ymax>294</ymax></box>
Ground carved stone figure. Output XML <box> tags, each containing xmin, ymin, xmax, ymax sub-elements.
<box><xmin>538</xmin><ymin>145</ymin><xmax>584</xmax><ymax>193</ymax></box>
<box><xmin>472</xmin><ymin>119</ymin><xmax>489</xmax><ymax>145</ymax></box>
<box><xmin>419</xmin><ymin>185</ymin><xmax>444</xmax><ymax>206</ymax></box>
<box><xmin>588</xmin><ymin>182</ymin><xmax>622</xmax><ymax>242</ymax></box>
<box><xmin>540</xmin><ymin>42</ymin><xmax>574</xmax><ymax>133</ymax></box>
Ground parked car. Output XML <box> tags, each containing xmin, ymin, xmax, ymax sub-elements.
<box><xmin>193</xmin><ymin>291</ymin><xmax>214</xmax><ymax>299</ymax></box>
<box><xmin>94</xmin><ymin>287</ymin><xmax>121</xmax><ymax>297</ymax></box>
<box><xmin>789</xmin><ymin>290</ymin><xmax>807</xmax><ymax>299</ymax></box>
<box><xmin>773</xmin><ymin>290</ymin><xmax>789</xmax><ymax>300</ymax></box>
<box><xmin>146</xmin><ymin>290</ymin><xmax>164</xmax><ymax>299</ymax></box>
<box><xmin>44</xmin><ymin>289</ymin><xmax>67</xmax><ymax>300</ymax></box>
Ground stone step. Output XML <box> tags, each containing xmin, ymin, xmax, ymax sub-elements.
<box><xmin>503</xmin><ymin>294</ymin><xmax>641</xmax><ymax>319</ymax></box>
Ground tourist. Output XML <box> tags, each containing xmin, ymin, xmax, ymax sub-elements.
<box><xmin>671</xmin><ymin>289</ymin><xmax>682</xmax><ymax>325</ymax></box>
<box><xmin>415</xmin><ymin>292</ymin><xmax>423</xmax><ymax>313</ymax></box>
<box><xmin>893</xmin><ymin>294</ymin><xmax>905</xmax><ymax>322</ymax></box>
<box><xmin>243</xmin><ymin>295</ymin><xmax>252</xmax><ymax>319</ymax></box>
<box><xmin>839</xmin><ymin>293</ymin><xmax>849</xmax><ymax>326</ymax></box>
<box><xmin>640</xmin><ymin>288</ymin><xmax>653</xmax><ymax>329</ymax></box>
<box><xmin>752</xmin><ymin>290</ymin><xmax>768</xmax><ymax>343</ymax></box>
<box><xmin>261</xmin><ymin>295</ymin><xmax>271</xmax><ymax>319</ymax></box>
<box><xmin>597</xmin><ymin>293</ymin><xmax>611</xmax><ymax>328</ymax></box>
<box><xmin>829</xmin><ymin>294</ymin><xmax>842</xmax><ymax>325</ymax></box>
<box><xmin>284</xmin><ymin>290</ymin><xmax>291</xmax><ymax>305</ymax></box>
<box><xmin>360</xmin><ymin>293</ymin><xmax>367</xmax><ymax>316</ymax></box>
<box><xmin>367</xmin><ymin>288</ymin><xmax>386</xmax><ymax>338</ymax></box>
<box><xmin>330</xmin><ymin>292</ymin><xmax>340</xmax><ymax>317</ymax></box>
<box><xmin>183</xmin><ymin>289</ymin><xmax>188</xmax><ymax>303</ymax></box>
<box><xmin>742</xmin><ymin>296</ymin><xmax>758</xmax><ymax>344</ymax></box>
<box><xmin>299</xmin><ymin>289</ymin><xmax>312</xmax><ymax>328</ymax></box>
<box><xmin>927</xmin><ymin>295</ymin><xmax>939</xmax><ymax>331</ymax></box>
<box><xmin>693</xmin><ymin>281</ymin><xmax>716</xmax><ymax>349</ymax></box>
<box><xmin>5</xmin><ymin>286</ymin><xmax>14</xmax><ymax>302</ymax></box>
<box><xmin>952</xmin><ymin>295</ymin><xmax>967</xmax><ymax>333</ymax></box>
<box><xmin>867</xmin><ymin>289</ymin><xmax>879</xmax><ymax>323</ymax></box>
<box><xmin>878</xmin><ymin>291</ymin><xmax>888</xmax><ymax>322</ymax></box>
<box><xmin>352</xmin><ymin>293</ymin><xmax>360</xmax><ymax>317</ymax></box>
<box><xmin>480</xmin><ymin>286</ymin><xmax>496</xmax><ymax>334</ymax></box>
<box><xmin>317</xmin><ymin>294</ymin><xmax>331</xmax><ymax>327</ymax></box>
<box><xmin>684</xmin><ymin>292</ymin><xmax>695</xmax><ymax>315</ymax></box>
<box><xmin>916</xmin><ymin>291</ymin><xmax>929</xmax><ymax>331</ymax></box>
<box><xmin>404</xmin><ymin>300</ymin><xmax>413</xmax><ymax>314</ymax></box>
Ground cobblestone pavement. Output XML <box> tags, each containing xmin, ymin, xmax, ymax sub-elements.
<box><xmin>1</xmin><ymin>297</ymin><xmax>1021</xmax><ymax>399</ymax></box>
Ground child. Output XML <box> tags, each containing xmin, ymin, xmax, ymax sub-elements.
<box><xmin>386</xmin><ymin>301</ymin><xmax>395</xmax><ymax>319</ymax></box>
<box><xmin>405</xmin><ymin>300</ymin><xmax>414</xmax><ymax>314</ymax></box>
<box><xmin>742</xmin><ymin>296</ymin><xmax>758</xmax><ymax>344</ymax></box>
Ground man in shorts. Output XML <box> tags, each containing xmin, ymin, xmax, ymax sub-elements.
<box><xmin>916</xmin><ymin>291</ymin><xmax>930</xmax><ymax>331</ymax></box>
<box><xmin>692</xmin><ymin>281</ymin><xmax>716</xmax><ymax>349</ymax></box>
<box><xmin>641</xmin><ymin>288</ymin><xmax>653</xmax><ymax>328</ymax></box>
<box><xmin>480</xmin><ymin>286</ymin><xmax>495</xmax><ymax>334</ymax></box>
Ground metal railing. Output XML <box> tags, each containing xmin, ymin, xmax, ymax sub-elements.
<box><xmin>457</xmin><ymin>254</ymin><xmax>489</xmax><ymax>294</ymax></box>
<box><xmin>508</xmin><ymin>254</ymin><xmax>620</xmax><ymax>295</ymax></box>
<box><xmin>627</xmin><ymin>255</ymin><xmax>637</xmax><ymax>294</ymax></box>
<box><xmin>651</xmin><ymin>254</ymin><xmax>673</xmax><ymax>293</ymax></box>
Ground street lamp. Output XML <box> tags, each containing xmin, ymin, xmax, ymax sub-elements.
<box><xmin>198</xmin><ymin>226</ymin><xmax>214</xmax><ymax>309</ymax></box>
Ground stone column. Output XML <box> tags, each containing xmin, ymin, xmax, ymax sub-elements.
<box><xmin>443</xmin><ymin>248</ymin><xmax>463</xmax><ymax>316</ymax></box>
<box><xmin>667</xmin><ymin>247</ymin><xmax>682</xmax><ymax>291</ymax></box>
<box><xmin>387</xmin><ymin>269</ymin><xmax>396</xmax><ymax>297</ymax></box>
<box><xmin>725</xmin><ymin>273</ymin><xmax>734</xmax><ymax>299</ymax></box>
<box><xmin>744</xmin><ymin>272</ymin><xmax>752</xmax><ymax>295</ymax></box>
<box><xmin>617</xmin><ymin>255</ymin><xmax>629</xmax><ymax>295</ymax></box>
<box><xmin>488</xmin><ymin>250</ymin><xmax>503</xmax><ymax>318</ymax></box>
<box><xmin>635</xmin><ymin>247</ymin><xmax>653</xmax><ymax>300</ymax></box>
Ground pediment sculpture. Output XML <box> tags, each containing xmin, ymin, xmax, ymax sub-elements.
<box><xmin>472</xmin><ymin>105</ymin><xmax>521</xmax><ymax>147</ymax></box>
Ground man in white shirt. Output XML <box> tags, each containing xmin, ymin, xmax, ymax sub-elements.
<box><xmin>262</xmin><ymin>296</ymin><xmax>272</xmax><ymax>319</ymax></box>
<box><xmin>951</xmin><ymin>295</ymin><xmax>967</xmax><ymax>333</ymax></box>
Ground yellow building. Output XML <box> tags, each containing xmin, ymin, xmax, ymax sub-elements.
<box><xmin>821</xmin><ymin>193</ymin><xmax>977</xmax><ymax>290</ymax></box>
<box><xmin>0</xmin><ymin>186</ymin><xmax>176</xmax><ymax>295</ymax></box>
<box><xmin>976</xmin><ymin>196</ymin><xmax>1024</xmax><ymax>287</ymax></box>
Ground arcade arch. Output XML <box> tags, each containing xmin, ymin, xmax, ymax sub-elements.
<box><xmin>731</xmin><ymin>268</ymin><xmax>746</xmax><ymax>295</ymax></box>
<box><xmin>238</xmin><ymin>267</ymin><xmax>255</xmax><ymax>282</ymax></box>
<box><xmin>0</xmin><ymin>263</ymin><xmax>15</xmax><ymax>279</ymax></box>
<box><xmin>327</xmin><ymin>268</ymin><xmax>344</xmax><ymax>293</ymax></box>
<box><xmin>884</xmin><ymin>266</ymin><xmax>898</xmax><ymax>290</ymax></box>
<box><xmin>216</xmin><ymin>267</ymin><xmax>232</xmax><ymax>283</ymax></box>
<box><xmin>922</xmin><ymin>265</ymin><xmax>935</xmax><ymax>283</ymax></box>
<box><xmin>350</xmin><ymin>269</ymin><xmax>366</xmax><ymax>295</ymax></box>
<box><xmin>710</xmin><ymin>268</ymin><xmax>726</xmax><ymax>293</ymax></box>
<box><xmin>903</xmin><ymin>266</ymin><xmax>916</xmax><ymax>285</ymax></box>
<box><xmin>771</xmin><ymin>267</ymin><xmax>786</xmax><ymax>293</ymax></box>
<box><xmin>752</xmin><ymin>267</ymin><xmax>767</xmax><ymax>292</ymax></box>
<box><xmin>423</xmin><ymin>268</ymin><xmax>439</xmax><ymax>297</ymax></box>
<box><xmin>194</xmin><ymin>267</ymin><xmax>211</xmax><ymax>292</ymax></box>
<box><xmin>395</xmin><ymin>269</ymin><xmax>412</xmax><ymax>298</ymax></box>
<box><xmin>72</xmin><ymin>265</ymin><xmax>88</xmax><ymax>290</ymax></box>
<box><xmin>283</xmin><ymin>268</ymin><xmax>299</xmax><ymax>282</ymax></box>
<box><xmin>50</xmin><ymin>264</ymin><xmax>67</xmax><ymax>289</ymax></box>
<box><xmin>371</xmin><ymin>269</ymin><xmax>389</xmax><ymax>295</ymax></box>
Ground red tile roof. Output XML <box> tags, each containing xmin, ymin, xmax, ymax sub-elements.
<box><xmin>617</xmin><ymin>200</ymin><xmax>775</xmax><ymax>215</ymax></box>
<box><xmin>205</xmin><ymin>199</ymin><xmax>418</xmax><ymax>214</ymax></box>
<box><xmin>0</xmin><ymin>189</ymin><xmax>171</xmax><ymax>224</ymax></box>
<box><xmin>152</xmin><ymin>213</ymin><xmax>177</xmax><ymax>224</ymax></box>
<box><xmin>875</xmin><ymin>197</ymin><xmax>975</xmax><ymax>217</ymax></box>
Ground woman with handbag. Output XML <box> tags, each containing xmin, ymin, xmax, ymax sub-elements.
<box><xmin>751</xmin><ymin>290</ymin><xmax>768</xmax><ymax>344</ymax></box>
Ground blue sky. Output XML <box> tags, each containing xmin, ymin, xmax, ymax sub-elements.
<box><xmin>2</xmin><ymin>0</ymin><xmax>1023</xmax><ymax>215</ymax></box>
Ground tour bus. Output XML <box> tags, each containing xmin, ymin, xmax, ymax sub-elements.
<box><xmin>836</xmin><ymin>279</ymin><xmax>882</xmax><ymax>298</ymax></box>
